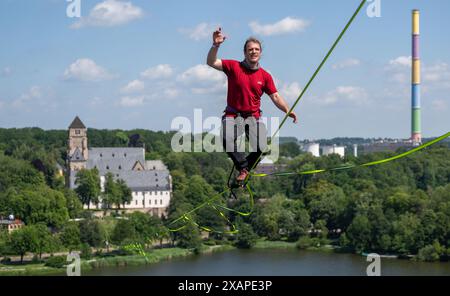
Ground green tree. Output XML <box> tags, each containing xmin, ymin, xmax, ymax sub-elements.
<box><xmin>111</xmin><ymin>219</ymin><xmax>136</xmax><ymax>245</ymax></box>
<box><xmin>79</xmin><ymin>219</ymin><xmax>103</xmax><ymax>248</ymax></box>
<box><xmin>183</xmin><ymin>175</ymin><xmax>215</xmax><ymax>206</ymax></box>
<box><xmin>235</xmin><ymin>223</ymin><xmax>258</xmax><ymax>249</ymax></box>
<box><xmin>280</xmin><ymin>200</ymin><xmax>311</xmax><ymax>241</ymax></box>
<box><xmin>102</xmin><ymin>173</ymin><xmax>121</xmax><ymax>209</ymax></box>
<box><xmin>314</xmin><ymin>220</ymin><xmax>329</xmax><ymax>241</ymax></box>
<box><xmin>117</xmin><ymin>179</ymin><xmax>132</xmax><ymax>208</ymax></box>
<box><xmin>251</xmin><ymin>194</ymin><xmax>284</xmax><ymax>240</ymax></box>
<box><xmin>75</xmin><ymin>168</ymin><xmax>101</xmax><ymax>209</ymax></box>
<box><xmin>0</xmin><ymin>154</ymin><xmax>45</xmax><ymax>192</ymax></box>
<box><xmin>176</xmin><ymin>223</ymin><xmax>202</xmax><ymax>250</ymax></box>
<box><xmin>280</xmin><ymin>142</ymin><xmax>301</xmax><ymax>158</ymax></box>
<box><xmin>391</xmin><ymin>213</ymin><xmax>425</xmax><ymax>255</ymax></box>
<box><xmin>80</xmin><ymin>243</ymin><xmax>93</xmax><ymax>260</ymax></box>
<box><xmin>129</xmin><ymin>212</ymin><xmax>160</xmax><ymax>246</ymax></box>
<box><xmin>60</xmin><ymin>222</ymin><xmax>81</xmax><ymax>252</ymax></box>
<box><xmin>29</xmin><ymin>224</ymin><xmax>53</xmax><ymax>259</ymax></box>
<box><xmin>8</xmin><ymin>226</ymin><xmax>37</xmax><ymax>263</ymax></box>
<box><xmin>4</xmin><ymin>186</ymin><xmax>69</xmax><ymax>228</ymax></box>
<box><xmin>346</xmin><ymin>215</ymin><xmax>372</xmax><ymax>253</ymax></box>
<box><xmin>63</xmin><ymin>189</ymin><xmax>84</xmax><ymax>219</ymax></box>
<box><xmin>303</xmin><ymin>180</ymin><xmax>348</xmax><ymax>230</ymax></box>
<box><xmin>115</xmin><ymin>131</ymin><xmax>129</xmax><ymax>146</ymax></box>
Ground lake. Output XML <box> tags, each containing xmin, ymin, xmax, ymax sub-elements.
<box><xmin>81</xmin><ymin>249</ymin><xmax>450</xmax><ymax>276</ymax></box>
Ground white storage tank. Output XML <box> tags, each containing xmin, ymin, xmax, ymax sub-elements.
<box><xmin>322</xmin><ymin>145</ymin><xmax>345</xmax><ymax>158</ymax></box>
<box><xmin>303</xmin><ymin>143</ymin><xmax>320</xmax><ymax>157</ymax></box>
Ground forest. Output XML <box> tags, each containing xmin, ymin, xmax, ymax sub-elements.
<box><xmin>0</xmin><ymin>127</ymin><xmax>449</xmax><ymax>264</ymax></box>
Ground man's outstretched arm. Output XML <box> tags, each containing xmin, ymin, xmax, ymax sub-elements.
<box><xmin>206</xmin><ymin>27</ymin><xmax>226</xmax><ymax>71</ymax></box>
<box><xmin>269</xmin><ymin>92</ymin><xmax>298</xmax><ymax>123</ymax></box>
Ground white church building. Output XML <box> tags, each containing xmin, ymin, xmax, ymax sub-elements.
<box><xmin>66</xmin><ymin>116</ymin><xmax>172</xmax><ymax>217</ymax></box>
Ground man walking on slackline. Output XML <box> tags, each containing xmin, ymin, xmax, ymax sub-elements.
<box><xmin>207</xmin><ymin>28</ymin><xmax>298</xmax><ymax>183</ymax></box>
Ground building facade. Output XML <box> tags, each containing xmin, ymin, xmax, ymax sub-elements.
<box><xmin>66</xmin><ymin>116</ymin><xmax>172</xmax><ymax>217</ymax></box>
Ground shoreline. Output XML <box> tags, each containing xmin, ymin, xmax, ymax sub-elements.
<box><xmin>0</xmin><ymin>240</ymin><xmax>444</xmax><ymax>276</ymax></box>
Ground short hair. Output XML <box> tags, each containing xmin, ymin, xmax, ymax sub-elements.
<box><xmin>244</xmin><ymin>37</ymin><xmax>262</xmax><ymax>52</ymax></box>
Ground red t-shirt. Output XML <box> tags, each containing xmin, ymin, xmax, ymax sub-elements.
<box><xmin>222</xmin><ymin>59</ymin><xmax>277</xmax><ymax>118</ymax></box>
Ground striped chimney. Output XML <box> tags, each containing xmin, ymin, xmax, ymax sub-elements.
<box><xmin>411</xmin><ymin>9</ymin><xmax>422</xmax><ymax>144</ymax></box>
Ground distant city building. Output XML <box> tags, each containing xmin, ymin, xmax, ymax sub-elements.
<box><xmin>66</xmin><ymin>116</ymin><xmax>172</xmax><ymax>217</ymax></box>
<box><xmin>303</xmin><ymin>143</ymin><xmax>320</xmax><ymax>157</ymax></box>
<box><xmin>361</xmin><ymin>140</ymin><xmax>414</xmax><ymax>154</ymax></box>
<box><xmin>322</xmin><ymin>145</ymin><xmax>345</xmax><ymax>158</ymax></box>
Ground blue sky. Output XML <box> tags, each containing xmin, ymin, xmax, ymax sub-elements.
<box><xmin>0</xmin><ymin>0</ymin><xmax>449</xmax><ymax>139</ymax></box>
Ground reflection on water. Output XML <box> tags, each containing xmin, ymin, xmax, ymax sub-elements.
<box><xmin>82</xmin><ymin>249</ymin><xmax>450</xmax><ymax>276</ymax></box>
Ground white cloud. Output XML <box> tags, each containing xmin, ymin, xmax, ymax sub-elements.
<box><xmin>431</xmin><ymin>99</ymin><xmax>448</xmax><ymax>111</ymax></box>
<box><xmin>332</xmin><ymin>58</ymin><xmax>361</xmax><ymax>70</ymax></box>
<box><xmin>386</xmin><ymin>57</ymin><xmax>450</xmax><ymax>88</ymax></box>
<box><xmin>177</xmin><ymin>65</ymin><xmax>227</xmax><ymax>95</ymax></box>
<box><xmin>179</xmin><ymin>23</ymin><xmax>217</xmax><ymax>41</ymax></box>
<box><xmin>12</xmin><ymin>86</ymin><xmax>43</xmax><ymax>108</ymax></box>
<box><xmin>64</xmin><ymin>58</ymin><xmax>114</xmax><ymax>82</ymax></box>
<box><xmin>389</xmin><ymin>56</ymin><xmax>412</xmax><ymax>68</ymax></box>
<box><xmin>164</xmin><ymin>88</ymin><xmax>179</xmax><ymax>98</ymax></box>
<box><xmin>385</xmin><ymin>56</ymin><xmax>411</xmax><ymax>83</ymax></box>
<box><xmin>178</xmin><ymin>64</ymin><xmax>226</xmax><ymax>94</ymax></box>
<box><xmin>178</xmin><ymin>64</ymin><xmax>223</xmax><ymax>83</ymax></box>
<box><xmin>2</xmin><ymin>67</ymin><xmax>12</xmax><ymax>76</ymax></box>
<box><xmin>141</xmin><ymin>64</ymin><xmax>173</xmax><ymax>79</ymax></box>
<box><xmin>321</xmin><ymin>86</ymin><xmax>368</xmax><ymax>105</ymax></box>
<box><xmin>71</xmin><ymin>0</ymin><xmax>143</xmax><ymax>29</ymax></box>
<box><xmin>280</xmin><ymin>82</ymin><xmax>302</xmax><ymax>103</ymax></box>
<box><xmin>423</xmin><ymin>62</ymin><xmax>450</xmax><ymax>83</ymax></box>
<box><xmin>120</xmin><ymin>79</ymin><xmax>145</xmax><ymax>93</ymax></box>
<box><xmin>118</xmin><ymin>95</ymin><xmax>145</xmax><ymax>107</ymax></box>
<box><xmin>249</xmin><ymin>17</ymin><xmax>309</xmax><ymax>36</ymax></box>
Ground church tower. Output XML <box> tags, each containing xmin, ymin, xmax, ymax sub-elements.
<box><xmin>67</xmin><ymin>116</ymin><xmax>88</xmax><ymax>174</ymax></box>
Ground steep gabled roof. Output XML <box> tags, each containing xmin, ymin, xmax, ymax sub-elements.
<box><xmin>69</xmin><ymin>116</ymin><xmax>86</xmax><ymax>129</ymax></box>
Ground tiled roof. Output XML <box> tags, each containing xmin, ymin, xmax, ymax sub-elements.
<box><xmin>69</xmin><ymin>116</ymin><xmax>86</xmax><ymax>129</ymax></box>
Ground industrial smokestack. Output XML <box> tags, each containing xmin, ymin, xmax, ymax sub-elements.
<box><xmin>411</xmin><ymin>9</ymin><xmax>422</xmax><ymax>145</ymax></box>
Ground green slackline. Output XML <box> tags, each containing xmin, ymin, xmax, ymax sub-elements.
<box><xmin>166</xmin><ymin>0</ymin><xmax>449</xmax><ymax>234</ymax></box>
<box><xmin>167</xmin><ymin>0</ymin><xmax>366</xmax><ymax>234</ymax></box>
<box><xmin>252</xmin><ymin>132</ymin><xmax>450</xmax><ymax>177</ymax></box>
<box><xmin>167</xmin><ymin>132</ymin><xmax>450</xmax><ymax>234</ymax></box>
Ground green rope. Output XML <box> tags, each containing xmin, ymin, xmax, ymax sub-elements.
<box><xmin>167</xmin><ymin>0</ymin><xmax>367</xmax><ymax>233</ymax></box>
